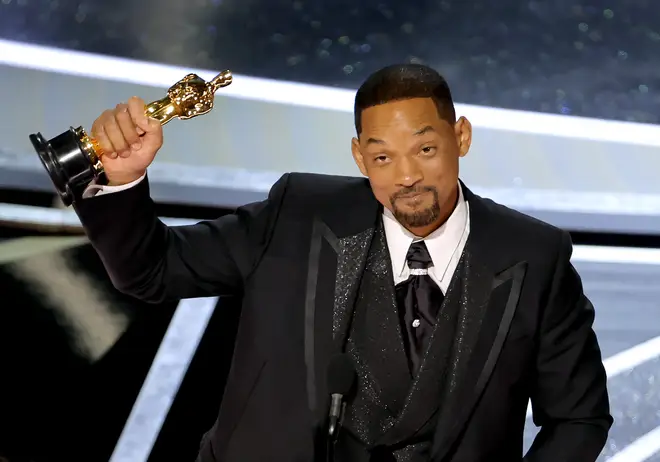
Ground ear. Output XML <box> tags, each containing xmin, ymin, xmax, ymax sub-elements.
<box><xmin>454</xmin><ymin>116</ymin><xmax>472</xmax><ymax>158</ymax></box>
<box><xmin>351</xmin><ymin>137</ymin><xmax>368</xmax><ymax>176</ymax></box>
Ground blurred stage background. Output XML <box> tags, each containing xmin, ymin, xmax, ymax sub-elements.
<box><xmin>1</xmin><ymin>0</ymin><xmax>660</xmax><ymax>461</ymax></box>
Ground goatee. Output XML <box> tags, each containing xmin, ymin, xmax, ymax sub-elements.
<box><xmin>390</xmin><ymin>186</ymin><xmax>441</xmax><ymax>229</ymax></box>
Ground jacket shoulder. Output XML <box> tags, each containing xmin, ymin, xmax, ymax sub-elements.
<box><xmin>270</xmin><ymin>173</ymin><xmax>378</xmax><ymax>235</ymax></box>
<box><xmin>472</xmin><ymin>193</ymin><xmax>569</xmax><ymax>255</ymax></box>
<box><xmin>287</xmin><ymin>172</ymin><xmax>369</xmax><ymax>193</ymax></box>
<box><xmin>278</xmin><ymin>172</ymin><xmax>371</xmax><ymax>205</ymax></box>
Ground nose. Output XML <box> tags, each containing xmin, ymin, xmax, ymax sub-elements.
<box><xmin>395</xmin><ymin>156</ymin><xmax>423</xmax><ymax>187</ymax></box>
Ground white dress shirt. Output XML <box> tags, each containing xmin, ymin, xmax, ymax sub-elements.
<box><xmin>87</xmin><ymin>176</ymin><xmax>471</xmax><ymax>292</ymax></box>
<box><xmin>83</xmin><ymin>174</ymin><xmax>146</xmax><ymax>198</ymax></box>
<box><xmin>383</xmin><ymin>185</ymin><xmax>470</xmax><ymax>293</ymax></box>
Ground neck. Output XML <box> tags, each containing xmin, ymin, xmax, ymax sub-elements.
<box><xmin>405</xmin><ymin>184</ymin><xmax>460</xmax><ymax>238</ymax></box>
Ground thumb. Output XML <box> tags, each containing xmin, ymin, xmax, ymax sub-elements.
<box><xmin>146</xmin><ymin>117</ymin><xmax>161</xmax><ymax>132</ymax></box>
<box><xmin>138</xmin><ymin>118</ymin><xmax>163</xmax><ymax>150</ymax></box>
<box><xmin>134</xmin><ymin>114</ymin><xmax>160</xmax><ymax>134</ymax></box>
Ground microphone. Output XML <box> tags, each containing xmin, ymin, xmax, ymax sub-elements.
<box><xmin>326</xmin><ymin>354</ymin><xmax>356</xmax><ymax>440</ymax></box>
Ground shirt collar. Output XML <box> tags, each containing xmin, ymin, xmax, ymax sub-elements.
<box><xmin>383</xmin><ymin>183</ymin><xmax>468</xmax><ymax>280</ymax></box>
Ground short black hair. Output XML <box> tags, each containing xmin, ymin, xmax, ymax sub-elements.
<box><xmin>354</xmin><ymin>64</ymin><xmax>456</xmax><ymax>135</ymax></box>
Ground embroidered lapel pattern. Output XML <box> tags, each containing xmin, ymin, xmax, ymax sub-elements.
<box><xmin>332</xmin><ymin>227</ymin><xmax>375</xmax><ymax>343</ymax></box>
<box><xmin>355</xmin><ymin>223</ymin><xmax>411</xmax><ymax>412</ymax></box>
<box><xmin>341</xmin><ymin>223</ymin><xmax>412</xmax><ymax>445</ymax></box>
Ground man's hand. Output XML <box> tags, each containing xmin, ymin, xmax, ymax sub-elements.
<box><xmin>91</xmin><ymin>96</ymin><xmax>163</xmax><ymax>185</ymax></box>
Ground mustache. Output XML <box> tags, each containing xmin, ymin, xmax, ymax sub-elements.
<box><xmin>391</xmin><ymin>185</ymin><xmax>437</xmax><ymax>200</ymax></box>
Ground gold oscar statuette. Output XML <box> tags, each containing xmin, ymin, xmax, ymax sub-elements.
<box><xmin>29</xmin><ymin>70</ymin><xmax>233</xmax><ymax>206</ymax></box>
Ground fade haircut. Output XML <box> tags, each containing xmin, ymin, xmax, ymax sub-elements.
<box><xmin>354</xmin><ymin>64</ymin><xmax>456</xmax><ymax>135</ymax></box>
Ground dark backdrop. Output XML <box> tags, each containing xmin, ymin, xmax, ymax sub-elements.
<box><xmin>1</xmin><ymin>0</ymin><xmax>659</xmax><ymax>123</ymax></box>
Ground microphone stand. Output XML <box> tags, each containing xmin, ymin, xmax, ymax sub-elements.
<box><xmin>326</xmin><ymin>436</ymin><xmax>335</xmax><ymax>462</ymax></box>
<box><xmin>324</xmin><ymin>354</ymin><xmax>355</xmax><ymax>462</ymax></box>
<box><xmin>326</xmin><ymin>401</ymin><xmax>346</xmax><ymax>462</ymax></box>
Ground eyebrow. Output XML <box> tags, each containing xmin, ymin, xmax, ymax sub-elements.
<box><xmin>366</xmin><ymin>137</ymin><xmax>385</xmax><ymax>145</ymax></box>
<box><xmin>365</xmin><ymin>125</ymin><xmax>435</xmax><ymax>145</ymax></box>
<box><xmin>413</xmin><ymin>125</ymin><xmax>435</xmax><ymax>136</ymax></box>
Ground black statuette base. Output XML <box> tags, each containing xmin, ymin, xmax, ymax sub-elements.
<box><xmin>29</xmin><ymin>128</ymin><xmax>101</xmax><ymax>206</ymax></box>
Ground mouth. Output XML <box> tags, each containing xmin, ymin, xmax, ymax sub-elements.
<box><xmin>397</xmin><ymin>191</ymin><xmax>427</xmax><ymax>200</ymax></box>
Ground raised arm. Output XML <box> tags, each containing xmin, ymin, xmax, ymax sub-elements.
<box><xmin>72</xmin><ymin>96</ymin><xmax>288</xmax><ymax>303</ymax></box>
<box><xmin>74</xmin><ymin>173</ymin><xmax>288</xmax><ymax>303</ymax></box>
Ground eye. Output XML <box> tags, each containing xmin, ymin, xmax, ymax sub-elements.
<box><xmin>374</xmin><ymin>155</ymin><xmax>389</xmax><ymax>163</ymax></box>
<box><xmin>421</xmin><ymin>146</ymin><xmax>436</xmax><ymax>155</ymax></box>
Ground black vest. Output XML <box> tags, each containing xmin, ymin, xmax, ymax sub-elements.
<box><xmin>334</xmin><ymin>221</ymin><xmax>478</xmax><ymax>462</ymax></box>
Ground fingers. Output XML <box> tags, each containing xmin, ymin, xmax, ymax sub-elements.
<box><xmin>127</xmin><ymin>96</ymin><xmax>163</xmax><ymax>150</ymax></box>
<box><xmin>91</xmin><ymin>110</ymin><xmax>115</xmax><ymax>158</ymax></box>
<box><xmin>103</xmin><ymin>108</ymin><xmax>130</xmax><ymax>157</ymax></box>
<box><xmin>90</xmin><ymin>96</ymin><xmax>164</xmax><ymax>162</ymax></box>
<box><xmin>115</xmin><ymin>103</ymin><xmax>141</xmax><ymax>156</ymax></box>
<box><xmin>127</xmin><ymin>96</ymin><xmax>151</xmax><ymax>133</ymax></box>
<box><xmin>91</xmin><ymin>99</ymin><xmax>144</xmax><ymax>158</ymax></box>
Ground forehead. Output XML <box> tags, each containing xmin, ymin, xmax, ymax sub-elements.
<box><xmin>360</xmin><ymin>98</ymin><xmax>442</xmax><ymax>132</ymax></box>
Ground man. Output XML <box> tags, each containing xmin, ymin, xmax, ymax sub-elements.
<box><xmin>74</xmin><ymin>64</ymin><xmax>612</xmax><ymax>461</ymax></box>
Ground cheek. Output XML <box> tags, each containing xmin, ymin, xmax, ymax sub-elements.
<box><xmin>428</xmin><ymin>154</ymin><xmax>457</xmax><ymax>178</ymax></box>
<box><xmin>422</xmin><ymin>158</ymin><xmax>457</xmax><ymax>192</ymax></box>
<box><xmin>367</xmin><ymin>178</ymin><xmax>394</xmax><ymax>202</ymax></box>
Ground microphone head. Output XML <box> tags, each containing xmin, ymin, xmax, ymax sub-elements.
<box><xmin>326</xmin><ymin>354</ymin><xmax>356</xmax><ymax>396</ymax></box>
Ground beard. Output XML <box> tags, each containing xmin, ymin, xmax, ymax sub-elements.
<box><xmin>389</xmin><ymin>185</ymin><xmax>441</xmax><ymax>229</ymax></box>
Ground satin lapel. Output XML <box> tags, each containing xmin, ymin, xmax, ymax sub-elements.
<box><xmin>431</xmin><ymin>189</ymin><xmax>528</xmax><ymax>461</ymax></box>
<box><xmin>304</xmin><ymin>182</ymin><xmax>380</xmax><ymax>433</ymax></box>
<box><xmin>304</xmin><ymin>218</ymin><xmax>340</xmax><ymax>426</ymax></box>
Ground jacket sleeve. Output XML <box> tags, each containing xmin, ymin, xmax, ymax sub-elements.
<box><xmin>524</xmin><ymin>231</ymin><xmax>613</xmax><ymax>462</ymax></box>
<box><xmin>73</xmin><ymin>172</ymin><xmax>290</xmax><ymax>303</ymax></box>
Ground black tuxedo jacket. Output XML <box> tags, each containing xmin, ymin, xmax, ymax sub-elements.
<box><xmin>75</xmin><ymin>172</ymin><xmax>612</xmax><ymax>461</ymax></box>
